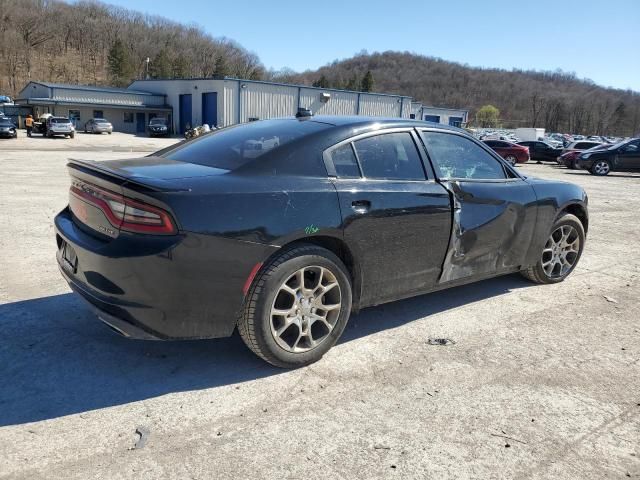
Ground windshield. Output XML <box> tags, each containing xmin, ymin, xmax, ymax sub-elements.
<box><xmin>163</xmin><ymin>119</ymin><xmax>328</xmax><ymax>170</ymax></box>
<box><xmin>608</xmin><ymin>140</ymin><xmax>630</xmax><ymax>150</ymax></box>
<box><xmin>50</xmin><ymin>118</ymin><xmax>70</xmax><ymax>124</ymax></box>
<box><xmin>150</xmin><ymin>118</ymin><xmax>166</xmax><ymax>125</ymax></box>
<box><xmin>0</xmin><ymin>119</ymin><xmax>13</xmax><ymax>126</ymax></box>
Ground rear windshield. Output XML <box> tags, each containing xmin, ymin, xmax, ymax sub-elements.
<box><xmin>94</xmin><ymin>118</ymin><xmax>109</xmax><ymax>123</ymax></box>
<box><xmin>163</xmin><ymin>119</ymin><xmax>328</xmax><ymax>170</ymax></box>
<box><xmin>50</xmin><ymin>118</ymin><xmax>69</xmax><ymax>123</ymax></box>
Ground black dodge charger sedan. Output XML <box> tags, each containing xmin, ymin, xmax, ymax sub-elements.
<box><xmin>55</xmin><ymin>116</ymin><xmax>588</xmax><ymax>367</ymax></box>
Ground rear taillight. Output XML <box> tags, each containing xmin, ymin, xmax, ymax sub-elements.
<box><xmin>70</xmin><ymin>181</ymin><xmax>177</xmax><ymax>235</ymax></box>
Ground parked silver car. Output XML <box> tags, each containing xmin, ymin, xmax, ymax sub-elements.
<box><xmin>46</xmin><ymin>117</ymin><xmax>75</xmax><ymax>138</ymax></box>
<box><xmin>84</xmin><ymin>118</ymin><xmax>113</xmax><ymax>134</ymax></box>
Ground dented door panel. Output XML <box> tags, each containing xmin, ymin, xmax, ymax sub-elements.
<box><xmin>438</xmin><ymin>180</ymin><xmax>538</xmax><ymax>283</ymax></box>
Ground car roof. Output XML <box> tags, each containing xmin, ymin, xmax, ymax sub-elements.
<box><xmin>303</xmin><ymin>115</ymin><xmax>464</xmax><ymax>133</ymax></box>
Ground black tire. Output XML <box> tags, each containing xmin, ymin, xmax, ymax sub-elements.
<box><xmin>590</xmin><ymin>159</ymin><xmax>610</xmax><ymax>176</ymax></box>
<box><xmin>238</xmin><ymin>244</ymin><xmax>353</xmax><ymax>368</ymax></box>
<box><xmin>505</xmin><ymin>155</ymin><xmax>517</xmax><ymax>166</ymax></box>
<box><xmin>70</xmin><ymin>132</ymin><xmax>75</xmax><ymax>139</ymax></box>
<box><xmin>521</xmin><ymin>213</ymin><xmax>585</xmax><ymax>284</ymax></box>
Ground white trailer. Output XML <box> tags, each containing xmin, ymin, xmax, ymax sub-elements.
<box><xmin>515</xmin><ymin>128</ymin><xmax>545</xmax><ymax>142</ymax></box>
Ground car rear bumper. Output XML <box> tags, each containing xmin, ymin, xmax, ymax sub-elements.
<box><xmin>54</xmin><ymin>207</ymin><xmax>277</xmax><ymax>340</ymax></box>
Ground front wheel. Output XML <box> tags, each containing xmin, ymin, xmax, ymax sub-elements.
<box><xmin>521</xmin><ymin>213</ymin><xmax>585</xmax><ymax>284</ymax></box>
<box><xmin>505</xmin><ymin>155</ymin><xmax>517</xmax><ymax>166</ymax></box>
<box><xmin>238</xmin><ymin>245</ymin><xmax>352</xmax><ymax>368</ymax></box>
<box><xmin>590</xmin><ymin>159</ymin><xmax>610</xmax><ymax>176</ymax></box>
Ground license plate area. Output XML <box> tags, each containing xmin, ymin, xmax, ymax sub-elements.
<box><xmin>60</xmin><ymin>240</ymin><xmax>78</xmax><ymax>274</ymax></box>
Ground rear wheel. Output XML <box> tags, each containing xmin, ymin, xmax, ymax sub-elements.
<box><xmin>590</xmin><ymin>159</ymin><xmax>610</xmax><ymax>176</ymax></box>
<box><xmin>238</xmin><ymin>245</ymin><xmax>352</xmax><ymax>368</ymax></box>
<box><xmin>505</xmin><ymin>155</ymin><xmax>517</xmax><ymax>166</ymax></box>
<box><xmin>521</xmin><ymin>213</ymin><xmax>584</xmax><ymax>284</ymax></box>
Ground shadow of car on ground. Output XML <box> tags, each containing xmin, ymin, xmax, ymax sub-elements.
<box><xmin>0</xmin><ymin>274</ymin><xmax>530</xmax><ymax>426</ymax></box>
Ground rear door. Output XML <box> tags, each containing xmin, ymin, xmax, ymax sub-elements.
<box><xmin>325</xmin><ymin>129</ymin><xmax>452</xmax><ymax>305</ymax></box>
<box><xmin>419</xmin><ymin>130</ymin><xmax>538</xmax><ymax>283</ymax></box>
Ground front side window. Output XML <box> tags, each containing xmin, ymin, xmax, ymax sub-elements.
<box><xmin>422</xmin><ymin>131</ymin><xmax>507</xmax><ymax>180</ymax></box>
<box><xmin>353</xmin><ymin>132</ymin><xmax>425</xmax><ymax>181</ymax></box>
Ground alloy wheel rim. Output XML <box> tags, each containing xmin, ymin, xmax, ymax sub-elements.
<box><xmin>506</xmin><ymin>155</ymin><xmax>516</xmax><ymax>165</ymax></box>
<box><xmin>270</xmin><ymin>266</ymin><xmax>342</xmax><ymax>353</ymax></box>
<box><xmin>542</xmin><ymin>225</ymin><xmax>580</xmax><ymax>278</ymax></box>
<box><xmin>594</xmin><ymin>161</ymin><xmax>610</xmax><ymax>174</ymax></box>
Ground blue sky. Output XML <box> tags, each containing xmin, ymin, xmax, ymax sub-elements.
<box><xmin>98</xmin><ymin>0</ymin><xmax>640</xmax><ymax>91</ymax></box>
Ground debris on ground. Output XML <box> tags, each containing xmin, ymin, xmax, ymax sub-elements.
<box><xmin>604</xmin><ymin>295</ymin><xmax>619</xmax><ymax>303</ymax></box>
<box><xmin>129</xmin><ymin>426</ymin><xmax>150</xmax><ymax>450</ymax></box>
<box><xmin>427</xmin><ymin>338</ymin><xmax>456</xmax><ymax>346</ymax></box>
<box><xmin>374</xmin><ymin>444</ymin><xmax>391</xmax><ymax>450</ymax></box>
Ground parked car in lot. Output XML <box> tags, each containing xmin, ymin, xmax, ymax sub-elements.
<box><xmin>577</xmin><ymin>138</ymin><xmax>640</xmax><ymax>175</ymax></box>
<box><xmin>482</xmin><ymin>139</ymin><xmax>529</xmax><ymax>165</ymax></box>
<box><xmin>517</xmin><ymin>140</ymin><xmax>563</xmax><ymax>162</ymax></box>
<box><xmin>148</xmin><ymin>117</ymin><xmax>169</xmax><ymax>136</ymax></box>
<box><xmin>46</xmin><ymin>116</ymin><xmax>75</xmax><ymax>138</ymax></box>
<box><xmin>0</xmin><ymin>117</ymin><xmax>18</xmax><ymax>138</ymax></box>
<box><xmin>558</xmin><ymin>144</ymin><xmax>610</xmax><ymax>169</ymax></box>
<box><xmin>557</xmin><ymin>141</ymin><xmax>604</xmax><ymax>168</ymax></box>
<box><xmin>84</xmin><ymin>118</ymin><xmax>113</xmax><ymax>134</ymax></box>
<box><xmin>55</xmin><ymin>116</ymin><xmax>588</xmax><ymax>367</ymax></box>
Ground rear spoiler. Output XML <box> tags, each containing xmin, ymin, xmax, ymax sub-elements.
<box><xmin>67</xmin><ymin>158</ymin><xmax>190</xmax><ymax>193</ymax></box>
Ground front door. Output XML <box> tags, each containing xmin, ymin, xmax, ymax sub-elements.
<box><xmin>617</xmin><ymin>140</ymin><xmax>640</xmax><ymax>169</ymax></box>
<box><xmin>136</xmin><ymin>112</ymin><xmax>146</xmax><ymax>133</ymax></box>
<box><xmin>420</xmin><ymin>129</ymin><xmax>538</xmax><ymax>283</ymax></box>
<box><xmin>325</xmin><ymin>129</ymin><xmax>452</xmax><ymax>306</ymax></box>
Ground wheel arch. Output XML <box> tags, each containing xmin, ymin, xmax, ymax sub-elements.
<box><xmin>558</xmin><ymin>203</ymin><xmax>589</xmax><ymax>234</ymax></box>
<box><xmin>264</xmin><ymin>235</ymin><xmax>363</xmax><ymax>312</ymax></box>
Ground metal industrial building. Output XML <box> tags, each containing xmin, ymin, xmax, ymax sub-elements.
<box><xmin>129</xmin><ymin>77</ymin><xmax>417</xmax><ymax>134</ymax></box>
<box><xmin>15</xmin><ymin>78</ymin><xmax>469</xmax><ymax>134</ymax></box>
<box><xmin>410</xmin><ymin>103</ymin><xmax>468</xmax><ymax>127</ymax></box>
<box><xmin>15</xmin><ymin>81</ymin><xmax>172</xmax><ymax>133</ymax></box>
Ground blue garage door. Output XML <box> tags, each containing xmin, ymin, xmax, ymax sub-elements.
<box><xmin>202</xmin><ymin>92</ymin><xmax>218</xmax><ymax>127</ymax></box>
<box><xmin>424</xmin><ymin>115</ymin><xmax>440</xmax><ymax>123</ymax></box>
<box><xmin>449</xmin><ymin>116</ymin><xmax>464</xmax><ymax>127</ymax></box>
<box><xmin>179</xmin><ymin>94</ymin><xmax>192</xmax><ymax>134</ymax></box>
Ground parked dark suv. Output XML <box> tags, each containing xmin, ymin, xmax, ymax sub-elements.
<box><xmin>577</xmin><ymin>138</ymin><xmax>640</xmax><ymax>175</ymax></box>
<box><xmin>148</xmin><ymin>117</ymin><xmax>169</xmax><ymax>137</ymax></box>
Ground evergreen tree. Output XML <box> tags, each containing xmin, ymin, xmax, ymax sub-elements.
<box><xmin>150</xmin><ymin>49</ymin><xmax>172</xmax><ymax>79</ymax></box>
<box><xmin>360</xmin><ymin>70</ymin><xmax>374</xmax><ymax>92</ymax></box>
<box><xmin>107</xmin><ymin>39</ymin><xmax>134</xmax><ymax>86</ymax></box>
<box><xmin>172</xmin><ymin>55</ymin><xmax>189</xmax><ymax>79</ymax></box>
<box><xmin>214</xmin><ymin>55</ymin><xmax>229</xmax><ymax>77</ymax></box>
<box><xmin>312</xmin><ymin>75</ymin><xmax>330</xmax><ymax>88</ymax></box>
<box><xmin>345</xmin><ymin>75</ymin><xmax>359</xmax><ymax>91</ymax></box>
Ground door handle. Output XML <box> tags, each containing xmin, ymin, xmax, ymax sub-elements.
<box><xmin>351</xmin><ymin>200</ymin><xmax>371</xmax><ymax>214</ymax></box>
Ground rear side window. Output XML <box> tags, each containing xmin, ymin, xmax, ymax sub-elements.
<box><xmin>422</xmin><ymin>131</ymin><xmax>507</xmax><ymax>180</ymax></box>
<box><xmin>575</xmin><ymin>142</ymin><xmax>596</xmax><ymax>149</ymax></box>
<box><xmin>329</xmin><ymin>143</ymin><xmax>360</xmax><ymax>178</ymax></box>
<box><xmin>353</xmin><ymin>132</ymin><xmax>425</xmax><ymax>180</ymax></box>
<box><xmin>163</xmin><ymin>119</ymin><xmax>328</xmax><ymax>170</ymax></box>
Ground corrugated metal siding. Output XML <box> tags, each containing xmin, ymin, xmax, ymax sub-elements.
<box><xmin>223</xmin><ymin>82</ymin><xmax>238</xmax><ymax>126</ymax></box>
<box><xmin>240</xmin><ymin>82</ymin><xmax>297</xmax><ymax>123</ymax></box>
<box><xmin>358</xmin><ymin>95</ymin><xmax>401</xmax><ymax>117</ymax></box>
<box><xmin>299</xmin><ymin>88</ymin><xmax>358</xmax><ymax>116</ymax></box>
<box><xmin>51</xmin><ymin>88</ymin><xmax>164</xmax><ymax>106</ymax></box>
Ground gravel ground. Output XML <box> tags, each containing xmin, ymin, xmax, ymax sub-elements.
<box><xmin>0</xmin><ymin>136</ymin><xmax>638</xmax><ymax>480</ymax></box>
